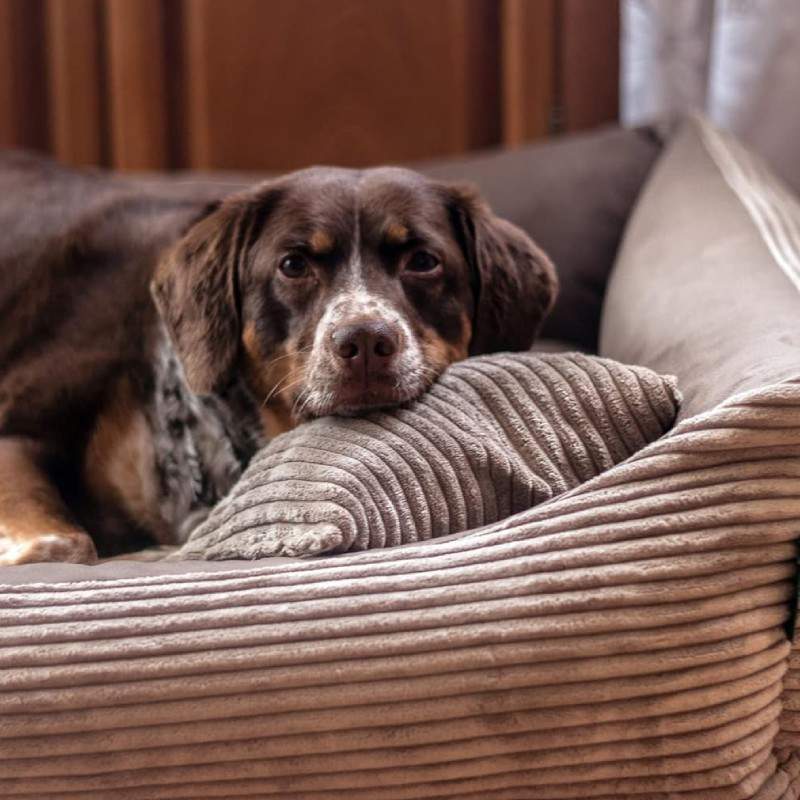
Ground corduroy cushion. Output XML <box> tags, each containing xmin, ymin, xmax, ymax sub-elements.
<box><xmin>597</xmin><ymin>113</ymin><xmax>800</xmax><ymax>797</ymax></box>
<box><xmin>178</xmin><ymin>352</ymin><xmax>680</xmax><ymax>559</ymax></box>
<box><xmin>2</xmin><ymin>116</ymin><xmax>800</xmax><ymax>799</ymax></box>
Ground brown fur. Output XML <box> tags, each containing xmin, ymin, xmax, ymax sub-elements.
<box><xmin>309</xmin><ymin>230</ymin><xmax>335</xmax><ymax>255</ymax></box>
<box><xmin>241</xmin><ymin>324</ymin><xmax>301</xmax><ymax>438</ymax></box>
<box><xmin>83</xmin><ymin>375</ymin><xmax>168</xmax><ymax>543</ymax></box>
<box><xmin>384</xmin><ymin>221</ymin><xmax>410</xmax><ymax>244</ymax></box>
<box><xmin>0</xmin><ymin>438</ymin><xmax>97</xmax><ymax>564</ymax></box>
<box><xmin>0</xmin><ymin>158</ymin><xmax>557</xmax><ymax>563</ymax></box>
<box><xmin>420</xmin><ymin>312</ymin><xmax>473</xmax><ymax>370</ymax></box>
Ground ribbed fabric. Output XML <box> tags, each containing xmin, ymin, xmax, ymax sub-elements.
<box><xmin>0</xmin><ymin>373</ymin><xmax>798</xmax><ymax>798</ymax></box>
<box><xmin>3</xmin><ymin>115</ymin><xmax>800</xmax><ymax>798</ymax></box>
<box><xmin>178</xmin><ymin>353</ymin><xmax>680</xmax><ymax>559</ymax></box>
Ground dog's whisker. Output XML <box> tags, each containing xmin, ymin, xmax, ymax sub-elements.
<box><xmin>293</xmin><ymin>388</ymin><xmax>316</xmax><ymax>419</ymax></box>
<box><xmin>262</xmin><ymin>346</ymin><xmax>312</xmax><ymax>374</ymax></box>
<box><xmin>293</xmin><ymin>393</ymin><xmax>311</xmax><ymax>418</ymax></box>
<box><xmin>262</xmin><ymin>368</ymin><xmax>306</xmax><ymax>407</ymax></box>
<box><xmin>275</xmin><ymin>376</ymin><xmax>307</xmax><ymax>399</ymax></box>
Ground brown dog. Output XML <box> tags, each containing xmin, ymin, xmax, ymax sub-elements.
<box><xmin>0</xmin><ymin>162</ymin><xmax>557</xmax><ymax>564</ymax></box>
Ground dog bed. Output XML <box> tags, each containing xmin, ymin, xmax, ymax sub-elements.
<box><xmin>2</xmin><ymin>115</ymin><xmax>800</xmax><ymax>798</ymax></box>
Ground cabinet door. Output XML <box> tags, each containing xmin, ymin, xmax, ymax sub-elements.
<box><xmin>180</xmin><ymin>0</ymin><xmax>500</xmax><ymax>170</ymax></box>
<box><xmin>0</xmin><ymin>0</ymin><xmax>620</xmax><ymax>171</ymax></box>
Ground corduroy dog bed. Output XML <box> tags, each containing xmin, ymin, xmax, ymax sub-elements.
<box><xmin>2</xmin><ymin>115</ymin><xmax>800</xmax><ymax>799</ymax></box>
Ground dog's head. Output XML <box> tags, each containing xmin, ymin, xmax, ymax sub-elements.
<box><xmin>152</xmin><ymin>167</ymin><xmax>557</xmax><ymax>435</ymax></box>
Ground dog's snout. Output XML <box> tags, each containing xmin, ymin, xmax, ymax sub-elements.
<box><xmin>331</xmin><ymin>320</ymin><xmax>400</xmax><ymax>370</ymax></box>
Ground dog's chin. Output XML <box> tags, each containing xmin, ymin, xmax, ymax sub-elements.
<box><xmin>298</xmin><ymin>371</ymin><xmax>437</xmax><ymax>419</ymax></box>
<box><xmin>329</xmin><ymin>383</ymin><xmax>418</xmax><ymax>417</ymax></box>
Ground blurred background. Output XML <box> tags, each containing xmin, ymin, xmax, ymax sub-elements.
<box><xmin>0</xmin><ymin>0</ymin><xmax>620</xmax><ymax>171</ymax></box>
<box><xmin>0</xmin><ymin>0</ymin><xmax>798</xmax><ymax>189</ymax></box>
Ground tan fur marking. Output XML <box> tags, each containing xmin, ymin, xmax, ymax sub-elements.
<box><xmin>242</xmin><ymin>323</ymin><xmax>303</xmax><ymax>437</ymax></box>
<box><xmin>458</xmin><ymin>311</ymin><xmax>473</xmax><ymax>358</ymax></box>
<box><xmin>420</xmin><ymin>313</ymin><xmax>472</xmax><ymax>370</ymax></box>
<box><xmin>384</xmin><ymin>222</ymin><xmax>409</xmax><ymax>245</ymax></box>
<box><xmin>260</xmin><ymin>404</ymin><xmax>295</xmax><ymax>438</ymax></box>
<box><xmin>241</xmin><ymin>323</ymin><xmax>264</xmax><ymax>386</ymax></box>
<box><xmin>309</xmin><ymin>230</ymin><xmax>334</xmax><ymax>255</ymax></box>
<box><xmin>83</xmin><ymin>375</ymin><xmax>168</xmax><ymax>542</ymax></box>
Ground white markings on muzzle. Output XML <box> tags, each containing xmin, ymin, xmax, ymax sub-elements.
<box><xmin>311</xmin><ymin>289</ymin><xmax>418</xmax><ymax>361</ymax></box>
<box><xmin>298</xmin><ymin>183</ymin><xmax>427</xmax><ymax>416</ymax></box>
<box><xmin>301</xmin><ymin>288</ymin><xmax>425</xmax><ymax>416</ymax></box>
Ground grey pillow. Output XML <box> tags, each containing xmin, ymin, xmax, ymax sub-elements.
<box><xmin>422</xmin><ymin>126</ymin><xmax>663</xmax><ymax>351</ymax></box>
<box><xmin>178</xmin><ymin>352</ymin><xmax>680</xmax><ymax>560</ymax></box>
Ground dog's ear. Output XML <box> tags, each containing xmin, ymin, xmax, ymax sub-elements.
<box><xmin>151</xmin><ymin>187</ymin><xmax>275</xmax><ymax>394</ymax></box>
<box><xmin>445</xmin><ymin>184</ymin><xmax>558</xmax><ymax>355</ymax></box>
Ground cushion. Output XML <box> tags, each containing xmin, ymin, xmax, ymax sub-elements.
<box><xmin>178</xmin><ymin>352</ymin><xmax>679</xmax><ymax>560</ymax></box>
<box><xmin>3</xmin><ymin>117</ymin><xmax>800</xmax><ymax>799</ymax></box>
<box><xmin>598</xmin><ymin>113</ymin><xmax>800</xmax><ymax>796</ymax></box>
<box><xmin>601</xmin><ymin>114</ymin><xmax>800</xmax><ymax>419</ymax></box>
<box><xmin>178</xmin><ymin>354</ymin><xmax>678</xmax><ymax>559</ymax></box>
<box><xmin>423</xmin><ymin>125</ymin><xmax>662</xmax><ymax>351</ymax></box>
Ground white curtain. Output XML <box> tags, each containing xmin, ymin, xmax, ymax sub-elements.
<box><xmin>622</xmin><ymin>0</ymin><xmax>800</xmax><ymax>192</ymax></box>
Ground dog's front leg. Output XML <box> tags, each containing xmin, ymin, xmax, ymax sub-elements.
<box><xmin>0</xmin><ymin>437</ymin><xmax>97</xmax><ymax>565</ymax></box>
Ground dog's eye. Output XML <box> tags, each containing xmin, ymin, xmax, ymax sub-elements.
<box><xmin>279</xmin><ymin>254</ymin><xmax>309</xmax><ymax>278</ymax></box>
<box><xmin>405</xmin><ymin>250</ymin><xmax>441</xmax><ymax>274</ymax></box>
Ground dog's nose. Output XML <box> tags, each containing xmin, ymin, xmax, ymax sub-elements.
<box><xmin>331</xmin><ymin>320</ymin><xmax>399</xmax><ymax>370</ymax></box>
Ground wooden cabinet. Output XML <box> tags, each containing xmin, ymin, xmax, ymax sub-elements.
<box><xmin>180</xmin><ymin>0</ymin><xmax>500</xmax><ymax>170</ymax></box>
<box><xmin>0</xmin><ymin>0</ymin><xmax>619</xmax><ymax>171</ymax></box>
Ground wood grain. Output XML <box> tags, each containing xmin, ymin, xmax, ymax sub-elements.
<box><xmin>560</xmin><ymin>0</ymin><xmax>619</xmax><ymax>132</ymax></box>
<box><xmin>182</xmin><ymin>0</ymin><xmax>500</xmax><ymax>170</ymax></box>
<box><xmin>0</xmin><ymin>0</ymin><xmax>17</xmax><ymax>147</ymax></box>
<box><xmin>104</xmin><ymin>0</ymin><xmax>168</xmax><ymax>169</ymax></box>
<box><xmin>501</xmin><ymin>0</ymin><xmax>555</xmax><ymax>146</ymax></box>
<box><xmin>0</xmin><ymin>0</ymin><xmax>49</xmax><ymax>151</ymax></box>
<box><xmin>45</xmin><ymin>0</ymin><xmax>105</xmax><ymax>165</ymax></box>
<box><xmin>0</xmin><ymin>0</ymin><xmax>621</xmax><ymax>170</ymax></box>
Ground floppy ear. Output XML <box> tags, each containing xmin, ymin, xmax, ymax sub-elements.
<box><xmin>446</xmin><ymin>184</ymin><xmax>558</xmax><ymax>355</ymax></box>
<box><xmin>151</xmin><ymin>189</ymin><xmax>273</xmax><ymax>394</ymax></box>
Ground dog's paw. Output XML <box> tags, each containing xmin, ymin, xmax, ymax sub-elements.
<box><xmin>0</xmin><ymin>531</ymin><xmax>98</xmax><ymax>565</ymax></box>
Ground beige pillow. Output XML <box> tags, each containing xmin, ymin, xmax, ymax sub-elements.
<box><xmin>178</xmin><ymin>352</ymin><xmax>679</xmax><ymax>559</ymax></box>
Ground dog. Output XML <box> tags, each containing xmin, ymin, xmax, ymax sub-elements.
<box><xmin>0</xmin><ymin>161</ymin><xmax>557</xmax><ymax>564</ymax></box>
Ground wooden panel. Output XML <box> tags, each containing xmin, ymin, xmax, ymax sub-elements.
<box><xmin>501</xmin><ymin>0</ymin><xmax>555</xmax><ymax>146</ymax></box>
<box><xmin>182</xmin><ymin>0</ymin><xmax>212</xmax><ymax>170</ymax></box>
<box><xmin>182</xmin><ymin>0</ymin><xmax>500</xmax><ymax>171</ymax></box>
<box><xmin>560</xmin><ymin>0</ymin><xmax>619</xmax><ymax>132</ymax></box>
<box><xmin>162</xmin><ymin>0</ymin><xmax>188</xmax><ymax>169</ymax></box>
<box><xmin>0</xmin><ymin>0</ymin><xmax>49</xmax><ymax>150</ymax></box>
<box><xmin>104</xmin><ymin>0</ymin><xmax>168</xmax><ymax>169</ymax></box>
<box><xmin>457</xmin><ymin>0</ymin><xmax>501</xmax><ymax>152</ymax></box>
<box><xmin>0</xmin><ymin>0</ymin><xmax>18</xmax><ymax>146</ymax></box>
<box><xmin>45</xmin><ymin>0</ymin><xmax>105</xmax><ymax>166</ymax></box>
<box><xmin>0</xmin><ymin>0</ymin><xmax>623</xmax><ymax>170</ymax></box>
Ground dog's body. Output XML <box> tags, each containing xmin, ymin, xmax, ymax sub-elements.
<box><xmin>0</xmin><ymin>156</ymin><xmax>556</xmax><ymax>564</ymax></box>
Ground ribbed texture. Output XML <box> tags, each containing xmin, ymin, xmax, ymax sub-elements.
<box><xmin>179</xmin><ymin>352</ymin><xmax>680</xmax><ymax>559</ymax></box>
<box><xmin>1</xmin><ymin>372</ymin><xmax>798</xmax><ymax>798</ymax></box>
<box><xmin>3</xmin><ymin>116</ymin><xmax>800</xmax><ymax>798</ymax></box>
